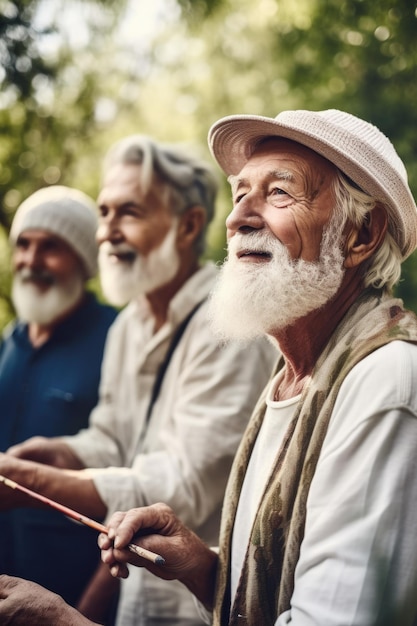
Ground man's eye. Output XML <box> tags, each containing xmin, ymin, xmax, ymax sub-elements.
<box><xmin>234</xmin><ymin>193</ymin><xmax>246</xmax><ymax>204</ymax></box>
<box><xmin>270</xmin><ymin>187</ymin><xmax>287</xmax><ymax>196</ymax></box>
<box><xmin>120</xmin><ymin>203</ymin><xmax>147</xmax><ymax>219</ymax></box>
<box><xmin>124</xmin><ymin>208</ymin><xmax>142</xmax><ymax>218</ymax></box>
<box><xmin>43</xmin><ymin>241</ymin><xmax>60</xmax><ymax>252</ymax></box>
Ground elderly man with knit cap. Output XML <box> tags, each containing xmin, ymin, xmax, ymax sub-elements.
<box><xmin>0</xmin><ymin>186</ymin><xmax>117</xmax><ymax>605</ymax></box>
<box><xmin>0</xmin><ymin>137</ymin><xmax>276</xmax><ymax>625</ymax></box>
<box><xmin>3</xmin><ymin>108</ymin><xmax>416</xmax><ymax>626</ymax></box>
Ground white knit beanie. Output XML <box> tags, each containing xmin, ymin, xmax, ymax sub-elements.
<box><xmin>10</xmin><ymin>185</ymin><xmax>99</xmax><ymax>278</ymax></box>
<box><xmin>208</xmin><ymin>109</ymin><xmax>417</xmax><ymax>260</ymax></box>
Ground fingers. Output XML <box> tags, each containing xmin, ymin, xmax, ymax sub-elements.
<box><xmin>104</xmin><ymin>510</ymin><xmax>127</xmax><ymax>543</ymax></box>
<box><xmin>7</xmin><ymin>437</ymin><xmax>42</xmax><ymax>458</ymax></box>
<box><xmin>99</xmin><ymin>504</ymin><xmax>177</xmax><ymax>580</ymax></box>
<box><xmin>107</xmin><ymin>503</ymin><xmax>175</xmax><ymax>550</ymax></box>
<box><xmin>98</xmin><ymin>524</ymin><xmax>130</xmax><ymax>580</ymax></box>
<box><xmin>5</xmin><ymin>443</ymin><xmax>20</xmax><ymax>456</ymax></box>
<box><xmin>109</xmin><ymin>561</ymin><xmax>130</xmax><ymax>579</ymax></box>
<box><xmin>98</xmin><ymin>531</ymin><xmax>113</xmax><ymax>550</ymax></box>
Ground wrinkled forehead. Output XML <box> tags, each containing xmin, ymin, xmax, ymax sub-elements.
<box><xmin>229</xmin><ymin>137</ymin><xmax>338</xmax><ymax>189</ymax></box>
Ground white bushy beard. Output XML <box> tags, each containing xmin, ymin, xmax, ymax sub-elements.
<box><xmin>12</xmin><ymin>268</ymin><xmax>85</xmax><ymax>325</ymax></box>
<box><xmin>207</xmin><ymin>216</ymin><xmax>346</xmax><ymax>344</ymax></box>
<box><xmin>98</xmin><ymin>220</ymin><xmax>180</xmax><ymax>307</ymax></box>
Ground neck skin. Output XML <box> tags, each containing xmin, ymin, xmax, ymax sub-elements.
<box><xmin>28</xmin><ymin>293</ymin><xmax>86</xmax><ymax>348</ymax></box>
<box><xmin>270</xmin><ymin>266</ymin><xmax>366</xmax><ymax>401</ymax></box>
<box><xmin>145</xmin><ymin>256</ymin><xmax>200</xmax><ymax>334</ymax></box>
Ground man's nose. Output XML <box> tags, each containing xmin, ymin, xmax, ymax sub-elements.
<box><xmin>225</xmin><ymin>193</ymin><xmax>264</xmax><ymax>235</ymax></box>
<box><xmin>20</xmin><ymin>245</ymin><xmax>43</xmax><ymax>269</ymax></box>
<box><xmin>96</xmin><ymin>215</ymin><xmax>123</xmax><ymax>245</ymax></box>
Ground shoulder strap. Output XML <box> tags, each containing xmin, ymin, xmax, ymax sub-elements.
<box><xmin>144</xmin><ymin>299</ymin><xmax>205</xmax><ymax>424</ymax></box>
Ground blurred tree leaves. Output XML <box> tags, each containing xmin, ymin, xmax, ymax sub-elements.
<box><xmin>1</xmin><ymin>0</ymin><xmax>417</xmax><ymax>328</ymax></box>
<box><xmin>0</xmin><ymin>0</ymin><xmax>54</xmax><ymax>99</ymax></box>
<box><xmin>0</xmin><ymin>0</ymin><xmax>127</xmax><ymax>325</ymax></box>
<box><xmin>176</xmin><ymin>0</ymin><xmax>223</xmax><ymax>21</ymax></box>
<box><xmin>0</xmin><ymin>0</ymin><xmax>128</xmax><ymax>211</ymax></box>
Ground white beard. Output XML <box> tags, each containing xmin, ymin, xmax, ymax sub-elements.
<box><xmin>12</xmin><ymin>268</ymin><xmax>85</xmax><ymax>325</ymax></box>
<box><xmin>207</xmin><ymin>218</ymin><xmax>346</xmax><ymax>344</ymax></box>
<box><xmin>98</xmin><ymin>221</ymin><xmax>180</xmax><ymax>307</ymax></box>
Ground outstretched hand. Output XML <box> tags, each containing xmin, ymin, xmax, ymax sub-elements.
<box><xmin>0</xmin><ymin>453</ymin><xmax>36</xmax><ymax>509</ymax></box>
<box><xmin>7</xmin><ymin>436</ymin><xmax>85</xmax><ymax>469</ymax></box>
<box><xmin>99</xmin><ymin>502</ymin><xmax>218</xmax><ymax>610</ymax></box>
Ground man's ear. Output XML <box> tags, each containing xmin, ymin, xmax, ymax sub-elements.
<box><xmin>344</xmin><ymin>204</ymin><xmax>388</xmax><ymax>269</ymax></box>
<box><xmin>176</xmin><ymin>205</ymin><xmax>207</xmax><ymax>250</ymax></box>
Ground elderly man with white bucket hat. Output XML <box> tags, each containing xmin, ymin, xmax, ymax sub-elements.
<box><xmin>2</xmin><ymin>109</ymin><xmax>417</xmax><ymax>626</ymax></box>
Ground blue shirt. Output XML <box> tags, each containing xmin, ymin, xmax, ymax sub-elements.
<box><xmin>0</xmin><ymin>292</ymin><xmax>117</xmax><ymax>605</ymax></box>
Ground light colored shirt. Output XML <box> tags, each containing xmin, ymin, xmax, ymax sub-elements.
<box><xmin>229</xmin><ymin>340</ymin><xmax>417</xmax><ymax>625</ymax></box>
<box><xmin>63</xmin><ymin>263</ymin><xmax>278</xmax><ymax>626</ymax></box>
<box><xmin>231</xmin><ymin>373</ymin><xmax>300</xmax><ymax>605</ymax></box>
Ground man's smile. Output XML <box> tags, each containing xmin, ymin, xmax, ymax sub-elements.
<box><xmin>236</xmin><ymin>248</ymin><xmax>272</xmax><ymax>262</ymax></box>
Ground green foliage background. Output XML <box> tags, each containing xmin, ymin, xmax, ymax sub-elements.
<box><xmin>1</xmin><ymin>0</ymin><xmax>417</xmax><ymax>328</ymax></box>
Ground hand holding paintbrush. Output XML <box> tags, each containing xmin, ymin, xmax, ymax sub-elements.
<box><xmin>0</xmin><ymin>474</ymin><xmax>165</xmax><ymax>565</ymax></box>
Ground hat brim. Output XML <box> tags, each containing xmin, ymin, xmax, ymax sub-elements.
<box><xmin>209</xmin><ymin>114</ymin><xmax>391</xmax><ymax>197</ymax></box>
<box><xmin>208</xmin><ymin>113</ymin><xmax>417</xmax><ymax>258</ymax></box>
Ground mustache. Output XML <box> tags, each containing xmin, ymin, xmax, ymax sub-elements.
<box><xmin>16</xmin><ymin>267</ymin><xmax>56</xmax><ymax>286</ymax></box>
<box><xmin>227</xmin><ymin>231</ymin><xmax>286</xmax><ymax>258</ymax></box>
<box><xmin>99</xmin><ymin>241</ymin><xmax>138</xmax><ymax>263</ymax></box>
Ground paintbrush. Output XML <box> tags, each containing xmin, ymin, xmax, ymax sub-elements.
<box><xmin>0</xmin><ymin>474</ymin><xmax>165</xmax><ymax>565</ymax></box>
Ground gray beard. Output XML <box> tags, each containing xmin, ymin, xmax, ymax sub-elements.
<box><xmin>12</xmin><ymin>271</ymin><xmax>84</xmax><ymax>325</ymax></box>
<box><xmin>207</xmin><ymin>220</ymin><xmax>346</xmax><ymax>345</ymax></box>
<box><xmin>98</xmin><ymin>222</ymin><xmax>180</xmax><ymax>307</ymax></box>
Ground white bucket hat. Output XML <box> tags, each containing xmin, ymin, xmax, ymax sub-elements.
<box><xmin>208</xmin><ymin>109</ymin><xmax>417</xmax><ymax>259</ymax></box>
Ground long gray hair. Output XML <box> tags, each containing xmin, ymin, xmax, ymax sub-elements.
<box><xmin>103</xmin><ymin>134</ymin><xmax>219</xmax><ymax>256</ymax></box>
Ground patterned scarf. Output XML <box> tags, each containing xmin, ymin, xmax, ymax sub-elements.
<box><xmin>213</xmin><ymin>289</ymin><xmax>417</xmax><ymax>626</ymax></box>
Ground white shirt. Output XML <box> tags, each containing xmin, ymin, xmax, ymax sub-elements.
<box><xmin>227</xmin><ymin>340</ymin><xmax>417</xmax><ymax>626</ymax></box>
<box><xmin>62</xmin><ymin>263</ymin><xmax>278</xmax><ymax>626</ymax></box>
<box><xmin>231</xmin><ymin>372</ymin><xmax>300</xmax><ymax>604</ymax></box>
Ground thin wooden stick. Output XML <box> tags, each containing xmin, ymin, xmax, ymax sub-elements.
<box><xmin>0</xmin><ymin>474</ymin><xmax>165</xmax><ymax>565</ymax></box>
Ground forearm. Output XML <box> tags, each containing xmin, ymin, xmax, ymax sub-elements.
<box><xmin>76</xmin><ymin>561</ymin><xmax>120</xmax><ymax>623</ymax></box>
<box><xmin>46</xmin><ymin>467</ymin><xmax>107</xmax><ymax>519</ymax></box>
<box><xmin>0</xmin><ymin>454</ymin><xmax>107</xmax><ymax>519</ymax></box>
